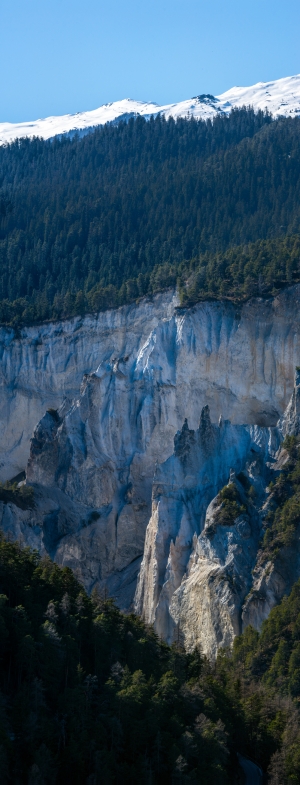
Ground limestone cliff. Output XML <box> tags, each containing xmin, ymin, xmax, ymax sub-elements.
<box><xmin>0</xmin><ymin>291</ymin><xmax>177</xmax><ymax>481</ymax></box>
<box><xmin>1</xmin><ymin>285</ymin><xmax>300</xmax><ymax>482</ymax></box>
<box><xmin>1</xmin><ymin>286</ymin><xmax>300</xmax><ymax>654</ymax></box>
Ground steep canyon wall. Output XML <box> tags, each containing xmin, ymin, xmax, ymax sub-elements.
<box><xmin>1</xmin><ymin>285</ymin><xmax>300</xmax><ymax>655</ymax></box>
<box><xmin>1</xmin><ymin>285</ymin><xmax>300</xmax><ymax>482</ymax></box>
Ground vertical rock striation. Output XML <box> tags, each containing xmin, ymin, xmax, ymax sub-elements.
<box><xmin>1</xmin><ymin>285</ymin><xmax>300</xmax><ymax>482</ymax></box>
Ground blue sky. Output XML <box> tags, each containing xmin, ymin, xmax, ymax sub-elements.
<box><xmin>1</xmin><ymin>0</ymin><xmax>299</xmax><ymax>122</ymax></box>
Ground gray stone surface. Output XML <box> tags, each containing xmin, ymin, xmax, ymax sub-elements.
<box><xmin>1</xmin><ymin>285</ymin><xmax>300</xmax><ymax>482</ymax></box>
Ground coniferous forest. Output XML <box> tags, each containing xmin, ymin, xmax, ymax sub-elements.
<box><xmin>0</xmin><ymin>109</ymin><xmax>299</xmax><ymax>325</ymax></box>
<box><xmin>1</xmin><ymin>520</ymin><xmax>300</xmax><ymax>783</ymax></box>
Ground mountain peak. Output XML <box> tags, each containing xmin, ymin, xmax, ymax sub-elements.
<box><xmin>1</xmin><ymin>73</ymin><xmax>299</xmax><ymax>146</ymax></box>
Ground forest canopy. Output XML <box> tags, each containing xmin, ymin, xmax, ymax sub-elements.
<box><xmin>0</xmin><ymin>109</ymin><xmax>299</xmax><ymax>325</ymax></box>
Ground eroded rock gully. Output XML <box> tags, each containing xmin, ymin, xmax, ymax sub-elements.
<box><xmin>1</xmin><ymin>286</ymin><xmax>300</xmax><ymax>657</ymax></box>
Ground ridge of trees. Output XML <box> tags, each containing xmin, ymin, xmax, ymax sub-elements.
<box><xmin>0</xmin><ymin>110</ymin><xmax>300</xmax><ymax>326</ymax></box>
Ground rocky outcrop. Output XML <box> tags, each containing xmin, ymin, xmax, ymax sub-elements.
<box><xmin>135</xmin><ymin>405</ymin><xmax>280</xmax><ymax>652</ymax></box>
<box><xmin>1</xmin><ymin>286</ymin><xmax>300</xmax><ymax>654</ymax></box>
<box><xmin>135</xmin><ymin>410</ymin><xmax>272</xmax><ymax>640</ymax></box>
<box><xmin>167</xmin><ymin>469</ymin><xmax>266</xmax><ymax>658</ymax></box>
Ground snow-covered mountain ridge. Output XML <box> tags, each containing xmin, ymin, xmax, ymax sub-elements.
<box><xmin>1</xmin><ymin>73</ymin><xmax>300</xmax><ymax>145</ymax></box>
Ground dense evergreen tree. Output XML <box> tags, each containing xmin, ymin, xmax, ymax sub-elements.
<box><xmin>1</xmin><ymin>522</ymin><xmax>300</xmax><ymax>782</ymax></box>
<box><xmin>0</xmin><ymin>535</ymin><xmax>238</xmax><ymax>783</ymax></box>
<box><xmin>0</xmin><ymin>110</ymin><xmax>299</xmax><ymax>325</ymax></box>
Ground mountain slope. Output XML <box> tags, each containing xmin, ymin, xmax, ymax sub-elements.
<box><xmin>1</xmin><ymin>110</ymin><xmax>300</xmax><ymax>327</ymax></box>
<box><xmin>1</xmin><ymin>73</ymin><xmax>300</xmax><ymax>145</ymax></box>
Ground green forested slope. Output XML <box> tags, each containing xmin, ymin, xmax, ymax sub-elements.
<box><xmin>1</xmin><ymin>530</ymin><xmax>300</xmax><ymax>783</ymax></box>
<box><xmin>0</xmin><ymin>110</ymin><xmax>300</xmax><ymax>325</ymax></box>
<box><xmin>227</xmin><ymin>580</ymin><xmax>300</xmax><ymax>783</ymax></box>
<box><xmin>0</xmin><ymin>535</ymin><xmax>238</xmax><ymax>784</ymax></box>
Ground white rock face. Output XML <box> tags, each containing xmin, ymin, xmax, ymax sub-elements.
<box><xmin>135</xmin><ymin>412</ymin><xmax>256</xmax><ymax>638</ymax></box>
<box><xmin>1</xmin><ymin>285</ymin><xmax>300</xmax><ymax>485</ymax></box>
<box><xmin>0</xmin><ymin>292</ymin><xmax>177</xmax><ymax>481</ymax></box>
<box><xmin>170</xmin><ymin>510</ymin><xmax>257</xmax><ymax>660</ymax></box>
